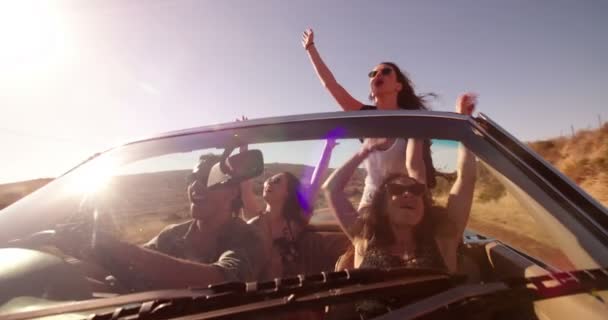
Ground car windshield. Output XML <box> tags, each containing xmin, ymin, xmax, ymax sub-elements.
<box><xmin>0</xmin><ymin>113</ymin><xmax>606</xmax><ymax>318</ymax></box>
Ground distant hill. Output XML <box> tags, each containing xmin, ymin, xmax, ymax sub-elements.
<box><xmin>0</xmin><ymin>178</ymin><xmax>53</xmax><ymax>210</ymax></box>
<box><xmin>528</xmin><ymin>123</ymin><xmax>608</xmax><ymax>205</ymax></box>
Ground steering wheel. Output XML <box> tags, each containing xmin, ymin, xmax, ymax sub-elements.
<box><xmin>0</xmin><ymin>247</ymin><xmax>95</xmax><ymax>304</ymax></box>
<box><xmin>5</xmin><ymin>226</ymin><xmax>132</xmax><ymax>295</ymax></box>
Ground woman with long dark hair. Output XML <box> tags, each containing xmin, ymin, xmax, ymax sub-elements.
<box><xmin>240</xmin><ymin>139</ymin><xmax>348</xmax><ymax>279</ymax></box>
<box><xmin>302</xmin><ymin>28</ymin><xmax>444</xmax><ymax>210</ymax></box>
<box><xmin>324</xmin><ymin>94</ymin><xmax>478</xmax><ymax>274</ymax></box>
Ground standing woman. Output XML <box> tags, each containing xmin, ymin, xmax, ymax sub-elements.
<box><xmin>301</xmin><ymin>28</ymin><xmax>436</xmax><ymax>209</ymax></box>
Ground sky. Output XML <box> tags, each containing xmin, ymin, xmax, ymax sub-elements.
<box><xmin>0</xmin><ymin>0</ymin><xmax>607</xmax><ymax>183</ymax></box>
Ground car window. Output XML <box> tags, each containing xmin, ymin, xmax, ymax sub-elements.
<box><xmin>426</xmin><ymin>141</ymin><xmax>575</xmax><ymax>270</ymax></box>
<box><xmin>21</xmin><ymin>137</ymin><xmax>582</xmax><ymax>269</ymax></box>
<box><xmin>93</xmin><ymin>140</ymin><xmax>366</xmax><ymax>245</ymax></box>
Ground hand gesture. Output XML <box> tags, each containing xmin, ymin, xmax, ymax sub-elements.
<box><xmin>456</xmin><ymin>93</ymin><xmax>478</xmax><ymax>116</ymax></box>
<box><xmin>362</xmin><ymin>138</ymin><xmax>393</xmax><ymax>154</ymax></box>
<box><xmin>325</xmin><ymin>138</ymin><xmax>339</xmax><ymax>150</ymax></box>
<box><xmin>236</xmin><ymin>115</ymin><xmax>249</xmax><ymax>152</ymax></box>
<box><xmin>301</xmin><ymin>28</ymin><xmax>314</xmax><ymax>50</ymax></box>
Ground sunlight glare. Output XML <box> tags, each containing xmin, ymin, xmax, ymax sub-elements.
<box><xmin>66</xmin><ymin>157</ymin><xmax>119</xmax><ymax>195</ymax></box>
<box><xmin>0</xmin><ymin>2</ymin><xmax>71</xmax><ymax>84</ymax></box>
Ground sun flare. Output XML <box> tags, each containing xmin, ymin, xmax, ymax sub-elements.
<box><xmin>66</xmin><ymin>157</ymin><xmax>119</xmax><ymax>195</ymax></box>
<box><xmin>0</xmin><ymin>2</ymin><xmax>70</xmax><ymax>83</ymax></box>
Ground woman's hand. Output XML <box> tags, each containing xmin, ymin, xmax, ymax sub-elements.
<box><xmin>361</xmin><ymin>138</ymin><xmax>393</xmax><ymax>155</ymax></box>
<box><xmin>301</xmin><ymin>27</ymin><xmax>362</xmax><ymax>111</ymax></box>
<box><xmin>456</xmin><ymin>93</ymin><xmax>478</xmax><ymax>116</ymax></box>
<box><xmin>301</xmin><ymin>28</ymin><xmax>314</xmax><ymax>50</ymax></box>
<box><xmin>325</xmin><ymin>138</ymin><xmax>339</xmax><ymax>150</ymax></box>
<box><xmin>236</xmin><ymin>115</ymin><xmax>249</xmax><ymax>153</ymax></box>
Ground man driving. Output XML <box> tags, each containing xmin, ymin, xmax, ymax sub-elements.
<box><xmin>62</xmin><ymin>153</ymin><xmax>266</xmax><ymax>290</ymax></box>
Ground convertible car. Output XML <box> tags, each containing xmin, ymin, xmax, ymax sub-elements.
<box><xmin>0</xmin><ymin>110</ymin><xmax>607</xmax><ymax>319</ymax></box>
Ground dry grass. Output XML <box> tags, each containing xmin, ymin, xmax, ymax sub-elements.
<box><xmin>471</xmin><ymin>197</ymin><xmax>574</xmax><ymax>269</ymax></box>
<box><xmin>0</xmin><ymin>178</ymin><xmax>52</xmax><ymax>210</ymax></box>
<box><xmin>529</xmin><ymin>123</ymin><xmax>608</xmax><ymax>206</ymax></box>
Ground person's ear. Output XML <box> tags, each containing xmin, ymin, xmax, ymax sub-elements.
<box><xmin>396</xmin><ymin>82</ymin><xmax>403</xmax><ymax>93</ymax></box>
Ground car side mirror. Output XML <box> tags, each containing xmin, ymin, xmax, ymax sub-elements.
<box><xmin>207</xmin><ymin>150</ymin><xmax>264</xmax><ymax>189</ymax></box>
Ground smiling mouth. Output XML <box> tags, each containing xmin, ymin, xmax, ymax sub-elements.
<box><xmin>399</xmin><ymin>204</ymin><xmax>415</xmax><ymax>210</ymax></box>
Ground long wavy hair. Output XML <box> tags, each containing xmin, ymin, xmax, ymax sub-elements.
<box><xmin>279</xmin><ymin>172</ymin><xmax>308</xmax><ymax>228</ymax></box>
<box><xmin>351</xmin><ymin>173</ymin><xmax>441</xmax><ymax>250</ymax></box>
<box><xmin>368</xmin><ymin>62</ymin><xmax>434</xmax><ymax>110</ymax></box>
<box><xmin>368</xmin><ymin>62</ymin><xmax>437</xmax><ymax>188</ymax></box>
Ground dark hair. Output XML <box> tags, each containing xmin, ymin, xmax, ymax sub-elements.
<box><xmin>351</xmin><ymin>173</ymin><xmax>440</xmax><ymax>250</ymax></box>
<box><xmin>280</xmin><ymin>172</ymin><xmax>308</xmax><ymax>227</ymax></box>
<box><xmin>368</xmin><ymin>62</ymin><xmax>437</xmax><ymax>188</ymax></box>
<box><xmin>368</xmin><ymin>62</ymin><xmax>434</xmax><ymax>110</ymax></box>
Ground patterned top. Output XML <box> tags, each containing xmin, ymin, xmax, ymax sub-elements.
<box><xmin>355</xmin><ymin>242</ymin><xmax>447</xmax><ymax>318</ymax></box>
<box><xmin>359</xmin><ymin>242</ymin><xmax>446</xmax><ymax>270</ymax></box>
<box><xmin>248</xmin><ymin>213</ymin><xmax>350</xmax><ymax>280</ymax></box>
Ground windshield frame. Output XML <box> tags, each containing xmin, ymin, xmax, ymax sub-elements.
<box><xmin>1</xmin><ymin>110</ymin><xmax>606</xmax><ymax>265</ymax></box>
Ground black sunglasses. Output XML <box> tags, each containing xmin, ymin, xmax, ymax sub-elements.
<box><xmin>368</xmin><ymin>67</ymin><xmax>392</xmax><ymax>78</ymax></box>
<box><xmin>385</xmin><ymin>182</ymin><xmax>426</xmax><ymax>197</ymax></box>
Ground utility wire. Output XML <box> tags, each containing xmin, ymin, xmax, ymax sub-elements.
<box><xmin>0</xmin><ymin>127</ymin><xmax>101</xmax><ymax>146</ymax></box>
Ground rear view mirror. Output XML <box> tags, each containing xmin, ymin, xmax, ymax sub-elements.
<box><xmin>206</xmin><ymin>150</ymin><xmax>264</xmax><ymax>189</ymax></box>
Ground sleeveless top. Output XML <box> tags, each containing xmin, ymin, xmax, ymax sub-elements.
<box><xmin>359</xmin><ymin>138</ymin><xmax>407</xmax><ymax>210</ymax></box>
<box><xmin>358</xmin><ymin>105</ymin><xmax>437</xmax><ymax>195</ymax></box>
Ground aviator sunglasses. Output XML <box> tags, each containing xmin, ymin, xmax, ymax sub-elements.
<box><xmin>385</xmin><ymin>181</ymin><xmax>426</xmax><ymax>197</ymax></box>
<box><xmin>368</xmin><ymin>67</ymin><xmax>393</xmax><ymax>78</ymax></box>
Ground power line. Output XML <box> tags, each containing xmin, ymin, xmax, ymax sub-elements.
<box><xmin>0</xmin><ymin>127</ymin><xmax>95</xmax><ymax>146</ymax></box>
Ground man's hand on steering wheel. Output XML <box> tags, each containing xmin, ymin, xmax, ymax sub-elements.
<box><xmin>54</xmin><ymin>222</ymin><xmax>122</xmax><ymax>262</ymax></box>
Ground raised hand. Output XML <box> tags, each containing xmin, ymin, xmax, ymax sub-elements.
<box><xmin>456</xmin><ymin>93</ymin><xmax>478</xmax><ymax>116</ymax></box>
<box><xmin>325</xmin><ymin>138</ymin><xmax>339</xmax><ymax>150</ymax></box>
<box><xmin>301</xmin><ymin>28</ymin><xmax>314</xmax><ymax>50</ymax></box>
<box><xmin>236</xmin><ymin>115</ymin><xmax>249</xmax><ymax>152</ymax></box>
<box><xmin>362</xmin><ymin>138</ymin><xmax>393</xmax><ymax>154</ymax></box>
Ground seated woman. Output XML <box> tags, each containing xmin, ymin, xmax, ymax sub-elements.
<box><xmin>324</xmin><ymin>94</ymin><xmax>478</xmax><ymax>274</ymax></box>
<box><xmin>239</xmin><ymin>139</ymin><xmax>349</xmax><ymax>279</ymax></box>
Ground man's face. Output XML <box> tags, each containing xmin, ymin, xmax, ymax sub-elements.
<box><xmin>187</xmin><ymin>160</ymin><xmax>237</xmax><ymax>222</ymax></box>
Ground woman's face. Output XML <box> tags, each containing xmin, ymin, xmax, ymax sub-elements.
<box><xmin>263</xmin><ymin>173</ymin><xmax>289</xmax><ymax>205</ymax></box>
<box><xmin>384</xmin><ymin>176</ymin><xmax>425</xmax><ymax>227</ymax></box>
<box><xmin>369</xmin><ymin>63</ymin><xmax>402</xmax><ymax>99</ymax></box>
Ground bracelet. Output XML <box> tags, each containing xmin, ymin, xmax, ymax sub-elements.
<box><xmin>305</xmin><ymin>42</ymin><xmax>315</xmax><ymax>50</ymax></box>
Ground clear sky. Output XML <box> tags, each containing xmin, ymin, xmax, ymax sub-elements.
<box><xmin>1</xmin><ymin>0</ymin><xmax>606</xmax><ymax>183</ymax></box>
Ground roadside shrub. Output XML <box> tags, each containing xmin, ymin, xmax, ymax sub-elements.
<box><xmin>476</xmin><ymin>164</ymin><xmax>506</xmax><ymax>202</ymax></box>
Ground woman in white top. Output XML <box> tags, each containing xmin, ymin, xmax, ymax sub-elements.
<box><xmin>302</xmin><ymin>28</ymin><xmax>437</xmax><ymax>209</ymax></box>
